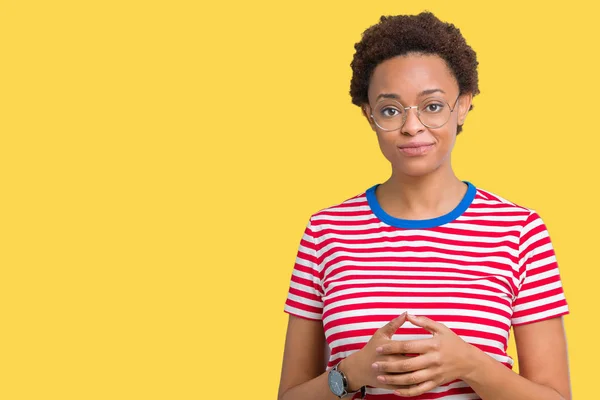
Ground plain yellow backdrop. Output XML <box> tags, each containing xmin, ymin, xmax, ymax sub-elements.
<box><xmin>0</xmin><ymin>0</ymin><xmax>597</xmax><ymax>398</ymax></box>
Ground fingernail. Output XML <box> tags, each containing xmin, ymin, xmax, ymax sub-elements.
<box><xmin>377</xmin><ymin>375</ymin><xmax>386</xmax><ymax>382</ymax></box>
<box><xmin>376</xmin><ymin>346</ymin><xmax>383</xmax><ymax>353</ymax></box>
<box><xmin>402</xmin><ymin>311</ymin><xmax>407</xmax><ymax>317</ymax></box>
<box><xmin>371</xmin><ymin>363</ymin><xmax>378</xmax><ymax>370</ymax></box>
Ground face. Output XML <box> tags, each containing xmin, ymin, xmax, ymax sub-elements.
<box><xmin>363</xmin><ymin>53</ymin><xmax>472</xmax><ymax>178</ymax></box>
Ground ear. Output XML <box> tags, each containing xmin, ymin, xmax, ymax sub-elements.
<box><xmin>361</xmin><ymin>104</ymin><xmax>377</xmax><ymax>132</ymax></box>
<box><xmin>457</xmin><ymin>92</ymin><xmax>473</xmax><ymax>126</ymax></box>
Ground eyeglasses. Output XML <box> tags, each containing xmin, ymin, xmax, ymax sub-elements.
<box><xmin>370</xmin><ymin>95</ymin><xmax>460</xmax><ymax>131</ymax></box>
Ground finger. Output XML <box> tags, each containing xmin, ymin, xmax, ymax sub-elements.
<box><xmin>376</xmin><ymin>383</ymin><xmax>413</xmax><ymax>392</ymax></box>
<box><xmin>373</xmin><ymin>353</ymin><xmax>437</xmax><ymax>374</ymax></box>
<box><xmin>394</xmin><ymin>380</ymin><xmax>438</xmax><ymax>397</ymax></box>
<box><xmin>376</xmin><ymin>368</ymin><xmax>434</xmax><ymax>386</ymax></box>
<box><xmin>406</xmin><ymin>314</ymin><xmax>447</xmax><ymax>335</ymax></box>
<box><xmin>376</xmin><ymin>312</ymin><xmax>407</xmax><ymax>339</ymax></box>
<box><xmin>376</xmin><ymin>338</ymin><xmax>437</xmax><ymax>355</ymax></box>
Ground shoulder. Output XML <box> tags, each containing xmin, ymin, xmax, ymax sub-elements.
<box><xmin>471</xmin><ymin>184</ymin><xmax>548</xmax><ymax>232</ymax></box>
<box><xmin>472</xmin><ymin>184</ymin><xmax>535</xmax><ymax>214</ymax></box>
<box><xmin>473</xmin><ymin>185</ymin><xmax>527</xmax><ymax>210</ymax></box>
<box><xmin>306</xmin><ymin>187</ymin><xmax>372</xmax><ymax>228</ymax></box>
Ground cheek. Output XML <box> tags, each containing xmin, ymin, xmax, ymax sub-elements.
<box><xmin>442</xmin><ymin>128</ymin><xmax>458</xmax><ymax>150</ymax></box>
<box><xmin>375</xmin><ymin>132</ymin><xmax>397</xmax><ymax>161</ymax></box>
<box><xmin>432</xmin><ymin>131</ymin><xmax>456</xmax><ymax>157</ymax></box>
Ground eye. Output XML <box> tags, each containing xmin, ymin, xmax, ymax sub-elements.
<box><xmin>380</xmin><ymin>107</ymin><xmax>400</xmax><ymax>118</ymax></box>
<box><xmin>423</xmin><ymin>103</ymin><xmax>445</xmax><ymax>113</ymax></box>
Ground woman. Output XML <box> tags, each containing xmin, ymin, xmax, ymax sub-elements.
<box><xmin>278</xmin><ymin>11</ymin><xmax>570</xmax><ymax>400</ymax></box>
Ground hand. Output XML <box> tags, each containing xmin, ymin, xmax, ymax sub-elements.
<box><xmin>371</xmin><ymin>314</ymin><xmax>479</xmax><ymax>397</ymax></box>
<box><xmin>340</xmin><ymin>313</ymin><xmax>413</xmax><ymax>391</ymax></box>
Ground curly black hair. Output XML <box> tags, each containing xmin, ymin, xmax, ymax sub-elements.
<box><xmin>350</xmin><ymin>11</ymin><xmax>479</xmax><ymax>134</ymax></box>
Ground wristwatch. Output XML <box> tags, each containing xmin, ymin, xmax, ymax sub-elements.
<box><xmin>327</xmin><ymin>361</ymin><xmax>366</xmax><ymax>398</ymax></box>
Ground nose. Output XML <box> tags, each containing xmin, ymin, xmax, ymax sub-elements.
<box><xmin>401</xmin><ymin>106</ymin><xmax>425</xmax><ymax>136</ymax></box>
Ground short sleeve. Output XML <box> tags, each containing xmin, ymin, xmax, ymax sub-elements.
<box><xmin>284</xmin><ymin>217</ymin><xmax>324</xmax><ymax>321</ymax></box>
<box><xmin>511</xmin><ymin>211</ymin><xmax>569</xmax><ymax>326</ymax></box>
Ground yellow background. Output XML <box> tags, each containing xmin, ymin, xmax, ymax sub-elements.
<box><xmin>0</xmin><ymin>1</ymin><xmax>596</xmax><ymax>398</ymax></box>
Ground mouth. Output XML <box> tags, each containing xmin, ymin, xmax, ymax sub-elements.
<box><xmin>397</xmin><ymin>142</ymin><xmax>435</xmax><ymax>156</ymax></box>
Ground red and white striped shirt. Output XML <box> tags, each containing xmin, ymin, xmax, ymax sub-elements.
<box><xmin>284</xmin><ymin>182</ymin><xmax>569</xmax><ymax>399</ymax></box>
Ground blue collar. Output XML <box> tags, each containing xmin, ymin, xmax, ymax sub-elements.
<box><xmin>365</xmin><ymin>181</ymin><xmax>477</xmax><ymax>229</ymax></box>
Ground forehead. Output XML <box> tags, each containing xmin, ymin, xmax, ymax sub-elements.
<box><xmin>368</xmin><ymin>54</ymin><xmax>458</xmax><ymax>102</ymax></box>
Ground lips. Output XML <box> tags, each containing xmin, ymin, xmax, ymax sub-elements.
<box><xmin>397</xmin><ymin>142</ymin><xmax>435</xmax><ymax>156</ymax></box>
<box><xmin>398</xmin><ymin>142</ymin><xmax>435</xmax><ymax>149</ymax></box>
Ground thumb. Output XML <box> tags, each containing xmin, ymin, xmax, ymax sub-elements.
<box><xmin>376</xmin><ymin>312</ymin><xmax>407</xmax><ymax>339</ymax></box>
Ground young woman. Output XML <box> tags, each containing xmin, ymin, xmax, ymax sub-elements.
<box><xmin>278</xmin><ymin>12</ymin><xmax>570</xmax><ymax>400</ymax></box>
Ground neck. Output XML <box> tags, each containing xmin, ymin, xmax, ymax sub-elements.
<box><xmin>377</xmin><ymin>163</ymin><xmax>466</xmax><ymax>220</ymax></box>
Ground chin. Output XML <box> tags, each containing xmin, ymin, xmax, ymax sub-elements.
<box><xmin>394</xmin><ymin>161</ymin><xmax>443</xmax><ymax>177</ymax></box>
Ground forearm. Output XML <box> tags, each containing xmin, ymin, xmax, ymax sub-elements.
<box><xmin>280</xmin><ymin>355</ymin><xmax>364</xmax><ymax>400</ymax></box>
<box><xmin>463</xmin><ymin>348</ymin><xmax>567</xmax><ymax>400</ymax></box>
<box><xmin>279</xmin><ymin>370</ymin><xmax>340</xmax><ymax>400</ymax></box>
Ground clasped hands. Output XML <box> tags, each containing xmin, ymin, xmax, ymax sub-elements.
<box><xmin>342</xmin><ymin>312</ymin><xmax>479</xmax><ymax>397</ymax></box>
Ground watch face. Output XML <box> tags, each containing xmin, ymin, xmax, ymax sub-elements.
<box><xmin>328</xmin><ymin>369</ymin><xmax>345</xmax><ymax>397</ymax></box>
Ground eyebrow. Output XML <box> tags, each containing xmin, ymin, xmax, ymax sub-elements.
<box><xmin>376</xmin><ymin>88</ymin><xmax>446</xmax><ymax>101</ymax></box>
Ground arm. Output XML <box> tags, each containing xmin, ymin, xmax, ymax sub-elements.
<box><xmin>462</xmin><ymin>317</ymin><xmax>571</xmax><ymax>400</ymax></box>
<box><xmin>278</xmin><ymin>314</ymin><xmax>413</xmax><ymax>400</ymax></box>
<box><xmin>278</xmin><ymin>315</ymin><xmax>337</xmax><ymax>400</ymax></box>
<box><xmin>281</xmin><ymin>218</ymin><xmax>413</xmax><ymax>399</ymax></box>
<box><xmin>372</xmin><ymin>315</ymin><xmax>570</xmax><ymax>400</ymax></box>
<box><xmin>279</xmin><ymin>217</ymin><xmax>342</xmax><ymax>400</ymax></box>
<box><xmin>462</xmin><ymin>211</ymin><xmax>570</xmax><ymax>399</ymax></box>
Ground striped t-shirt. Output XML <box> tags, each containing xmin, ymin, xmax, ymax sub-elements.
<box><xmin>284</xmin><ymin>182</ymin><xmax>569</xmax><ymax>399</ymax></box>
